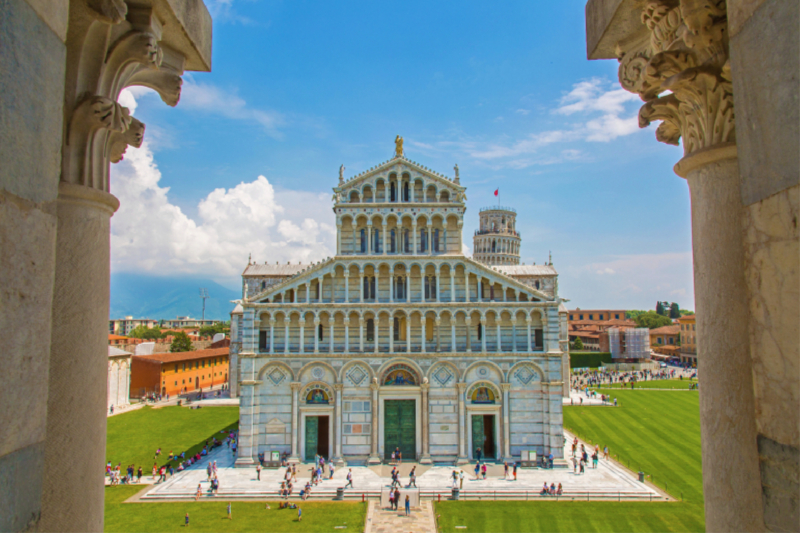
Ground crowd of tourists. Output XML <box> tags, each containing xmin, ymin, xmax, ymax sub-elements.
<box><xmin>105</xmin><ymin>429</ymin><xmax>238</xmax><ymax>490</ymax></box>
<box><xmin>570</xmin><ymin>366</ymin><xmax>698</xmax><ymax>393</ymax></box>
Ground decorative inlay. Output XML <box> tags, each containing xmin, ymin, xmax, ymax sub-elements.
<box><xmin>513</xmin><ymin>365</ymin><xmax>540</xmax><ymax>385</ymax></box>
<box><xmin>478</xmin><ymin>367</ymin><xmax>488</xmax><ymax>376</ymax></box>
<box><xmin>346</xmin><ymin>365</ymin><xmax>368</xmax><ymax>386</ymax></box>
<box><xmin>432</xmin><ymin>366</ymin><xmax>454</xmax><ymax>386</ymax></box>
<box><xmin>312</xmin><ymin>367</ymin><xmax>324</xmax><ymax>380</ymax></box>
<box><xmin>268</xmin><ymin>368</ymin><xmax>286</xmax><ymax>385</ymax></box>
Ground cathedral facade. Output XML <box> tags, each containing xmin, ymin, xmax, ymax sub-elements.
<box><xmin>232</xmin><ymin>149</ymin><xmax>568</xmax><ymax>467</ymax></box>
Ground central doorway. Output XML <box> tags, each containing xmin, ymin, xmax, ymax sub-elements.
<box><xmin>471</xmin><ymin>414</ymin><xmax>496</xmax><ymax>459</ymax></box>
<box><xmin>384</xmin><ymin>400</ymin><xmax>416</xmax><ymax>461</ymax></box>
<box><xmin>304</xmin><ymin>416</ymin><xmax>330</xmax><ymax>461</ymax></box>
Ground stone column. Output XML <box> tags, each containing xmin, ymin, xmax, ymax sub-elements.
<box><xmin>465</xmin><ymin>318</ymin><xmax>472</xmax><ymax>353</ymax></box>
<box><xmin>374</xmin><ymin>270</ymin><xmax>379</xmax><ymax>302</ymax></box>
<box><xmin>343</xmin><ymin>272</ymin><xmax>349</xmax><ymax>303</ymax></box>
<box><xmin>305</xmin><ymin>283</ymin><xmax>310</xmax><ymax>304</ymax></box>
<box><xmin>343</xmin><ymin>318</ymin><xmax>350</xmax><ymax>353</ymax></box>
<box><xmin>599</xmin><ymin>4</ymin><xmax>765</xmax><ymax>528</ymax></box>
<box><xmin>420</xmin><ymin>383</ymin><xmax>432</xmax><ymax>463</ymax></box>
<box><xmin>269</xmin><ymin>319</ymin><xmax>276</xmax><ymax>354</ymax></box>
<box><xmin>283</xmin><ymin>319</ymin><xmax>290</xmax><ymax>354</ymax></box>
<box><xmin>253</xmin><ymin>319</ymin><xmax>261</xmax><ymax>352</ymax></box>
<box><xmin>412</xmin><ymin>222</ymin><xmax>418</xmax><ymax>254</ymax></box>
<box><xmin>368</xmin><ymin>381</ymin><xmax>381</xmax><ymax>464</ymax></box>
<box><xmin>435</xmin><ymin>318</ymin><xmax>441</xmax><ymax>353</ymax></box>
<box><xmin>389</xmin><ymin>270</ymin><xmax>394</xmax><ymax>303</ymax></box>
<box><xmin>388</xmin><ymin>318</ymin><xmax>394</xmax><ymax>352</ymax></box>
<box><xmin>336</xmin><ymin>222</ymin><xmax>342</xmax><ymax>254</ymax></box>
<box><xmin>496</xmin><ymin>322</ymin><xmax>502</xmax><ymax>352</ymax></box>
<box><xmin>451</xmin><ymin>322</ymin><xmax>456</xmax><ymax>353</ymax></box>
<box><xmin>289</xmin><ymin>382</ymin><xmax>302</xmax><ymax>462</ymax></box>
<box><xmin>298</xmin><ymin>321</ymin><xmax>305</xmax><ymax>354</ymax></box>
<box><xmin>465</xmin><ymin>271</ymin><xmax>471</xmax><ymax>302</ymax></box>
<box><xmin>421</xmin><ymin>319</ymin><xmax>426</xmax><ymax>353</ymax></box>
<box><xmin>329</xmin><ymin>322</ymin><xmax>335</xmax><ymax>353</ymax></box>
<box><xmin>366</xmin><ymin>223</ymin><xmax>373</xmax><ymax>254</ymax></box>
<box><xmin>526</xmin><ymin>318</ymin><xmax>532</xmax><ymax>352</ymax></box>
<box><xmin>501</xmin><ymin>383</ymin><xmax>511</xmax><ymax>461</ymax></box>
<box><xmin>480</xmin><ymin>317</ymin><xmax>487</xmax><ymax>353</ymax></box>
<box><xmin>450</xmin><ymin>272</ymin><xmax>456</xmax><ymax>302</ymax></box>
<box><xmin>406</xmin><ymin>316</ymin><xmax>412</xmax><ymax>353</ymax></box>
<box><xmin>512</xmin><ymin>323</ymin><xmax>517</xmax><ymax>353</ymax></box>
<box><xmin>318</xmin><ymin>278</ymin><xmax>323</xmax><ymax>303</ymax></box>
<box><xmin>456</xmin><ymin>383</ymin><xmax>469</xmax><ymax>464</ymax></box>
<box><xmin>382</xmin><ymin>224</ymin><xmax>387</xmax><ymax>255</ymax></box>
<box><xmin>435</xmin><ymin>267</ymin><xmax>441</xmax><ymax>302</ymax></box>
<box><xmin>359</xmin><ymin>318</ymin><xmax>365</xmax><ymax>352</ymax></box>
<box><xmin>333</xmin><ymin>384</ymin><xmax>344</xmax><ymax>465</ymax></box>
<box><xmin>359</xmin><ymin>272</ymin><xmax>364</xmax><ymax>302</ymax></box>
<box><xmin>427</xmin><ymin>226</ymin><xmax>433</xmax><ymax>255</ymax></box>
<box><xmin>374</xmin><ymin>317</ymin><xmax>380</xmax><ymax>354</ymax></box>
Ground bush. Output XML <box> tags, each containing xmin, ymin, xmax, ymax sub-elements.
<box><xmin>570</xmin><ymin>352</ymin><xmax>613</xmax><ymax>369</ymax></box>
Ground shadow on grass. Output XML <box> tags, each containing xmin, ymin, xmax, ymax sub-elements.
<box><xmin>160</xmin><ymin>419</ymin><xmax>239</xmax><ymax>470</ymax></box>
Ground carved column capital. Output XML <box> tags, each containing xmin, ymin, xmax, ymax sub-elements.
<box><xmin>500</xmin><ymin>383</ymin><xmax>511</xmax><ymax>392</ymax></box>
<box><xmin>290</xmin><ymin>382</ymin><xmax>303</xmax><ymax>392</ymax></box>
<box><xmin>456</xmin><ymin>383</ymin><xmax>468</xmax><ymax>392</ymax></box>
<box><xmin>334</xmin><ymin>383</ymin><xmax>344</xmax><ymax>392</ymax></box>
<box><xmin>615</xmin><ymin>0</ymin><xmax>734</xmax><ymax>157</ymax></box>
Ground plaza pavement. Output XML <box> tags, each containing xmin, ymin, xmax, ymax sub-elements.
<box><xmin>138</xmin><ymin>432</ymin><xmax>666</xmax><ymax>503</ymax></box>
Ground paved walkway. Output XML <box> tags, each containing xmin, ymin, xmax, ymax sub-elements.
<box><xmin>365</xmin><ymin>500</ymin><xmax>436</xmax><ymax>533</ymax></box>
<box><xmin>137</xmin><ymin>431</ymin><xmax>664</xmax><ymax>502</ymax></box>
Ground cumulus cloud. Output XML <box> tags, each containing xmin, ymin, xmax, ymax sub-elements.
<box><xmin>110</xmin><ymin>91</ymin><xmax>334</xmax><ymax>282</ymax></box>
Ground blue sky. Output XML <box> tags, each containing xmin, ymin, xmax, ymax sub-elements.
<box><xmin>111</xmin><ymin>0</ymin><xmax>694</xmax><ymax>311</ymax></box>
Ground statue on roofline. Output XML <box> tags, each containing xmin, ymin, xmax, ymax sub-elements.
<box><xmin>339</xmin><ymin>164</ymin><xmax>345</xmax><ymax>184</ymax></box>
<box><xmin>395</xmin><ymin>135</ymin><xmax>404</xmax><ymax>157</ymax></box>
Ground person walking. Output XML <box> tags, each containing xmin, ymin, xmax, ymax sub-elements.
<box><xmin>388</xmin><ymin>490</ymin><xmax>394</xmax><ymax>511</ymax></box>
<box><xmin>504</xmin><ymin>462</ymin><xmax>509</xmax><ymax>480</ymax></box>
<box><xmin>298</xmin><ymin>507</ymin><xmax>302</xmax><ymax>522</ymax></box>
<box><xmin>474</xmin><ymin>461</ymin><xmax>480</xmax><ymax>480</ymax></box>
<box><xmin>404</xmin><ymin>495</ymin><xmax>410</xmax><ymax>516</ymax></box>
<box><xmin>476</xmin><ymin>447</ymin><xmax>482</xmax><ymax>462</ymax></box>
<box><xmin>459</xmin><ymin>470</ymin><xmax>465</xmax><ymax>489</ymax></box>
<box><xmin>256</xmin><ymin>464</ymin><xmax>261</xmax><ymax>481</ymax></box>
<box><xmin>344</xmin><ymin>469</ymin><xmax>353</xmax><ymax>489</ymax></box>
<box><xmin>603</xmin><ymin>445</ymin><xmax>609</xmax><ymax>461</ymax></box>
<box><xmin>394</xmin><ymin>488</ymin><xmax>400</xmax><ymax>510</ymax></box>
<box><xmin>513</xmin><ymin>462</ymin><xmax>518</xmax><ymax>481</ymax></box>
<box><xmin>227</xmin><ymin>502</ymin><xmax>232</xmax><ymax>520</ymax></box>
<box><xmin>481</xmin><ymin>463</ymin><xmax>487</xmax><ymax>480</ymax></box>
<box><xmin>329</xmin><ymin>463</ymin><xmax>335</xmax><ymax>479</ymax></box>
<box><xmin>185</xmin><ymin>512</ymin><xmax>189</xmax><ymax>528</ymax></box>
<box><xmin>408</xmin><ymin>466</ymin><xmax>416</xmax><ymax>488</ymax></box>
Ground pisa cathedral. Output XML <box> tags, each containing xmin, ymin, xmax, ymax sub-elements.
<box><xmin>231</xmin><ymin>146</ymin><xmax>568</xmax><ymax>467</ymax></box>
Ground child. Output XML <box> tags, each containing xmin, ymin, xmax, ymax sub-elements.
<box><xmin>185</xmin><ymin>513</ymin><xmax>189</xmax><ymax>527</ymax></box>
<box><xmin>227</xmin><ymin>502</ymin><xmax>232</xmax><ymax>520</ymax></box>
<box><xmin>298</xmin><ymin>507</ymin><xmax>302</xmax><ymax>521</ymax></box>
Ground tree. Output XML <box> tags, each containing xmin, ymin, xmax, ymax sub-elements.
<box><xmin>634</xmin><ymin>311</ymin><xmax>674</xmax><ymax>329</ymax></box>
<box><xmin>128</xmin><ymin>325</ymin><xmax>164</xmax><ymax>339</ymax></box>
<box><xmin>655</xmin><ymin>301</ymin><xmax>665</xmax><ymax>316</ymax></box>
<box><xmin>573</xmin><ymin>337</ymin><xmax>584</xmax><ymax>350</ymax></box>
<box><xmin>679</xmin><ymin>309</ymin><xmax>694</xmax><ymax>316</ymax></box>
<box><xmin>626</xmin><ymin>310</ymin><xmax>647</xmax><ymax>320</ymax></box>
<box><xmin>669</xmin><ymin>302</ymin><xmax>680</xmax><ymax>319</ymax></box>
<box><xmin>198</xmin><ymin>322</ymin><xmax>230</xmax><ymax>337</ymax></box>
<box><xmin>170</xmin><ymin>331</ymin><xmax>194</xmax><ymax>353</ymax></box>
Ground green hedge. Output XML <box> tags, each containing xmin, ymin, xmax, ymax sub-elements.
<box><xmin>570</xmin><ymin>352</ymin><xmax>613</xmax><ymax>369</ymax></box>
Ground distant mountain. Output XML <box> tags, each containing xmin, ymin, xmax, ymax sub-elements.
<box><xmin>110</xmin><ymin>273</ymin><xmax>240</xmax><ymax>321</ymax></box>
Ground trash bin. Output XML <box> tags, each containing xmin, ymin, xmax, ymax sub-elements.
<box><xmin>335</xmin><ymin>487</ymin><xmax>345</xmax><ymax>500</ymax></box>
<box><xmin>638</xmin><ymin>471</ymin><xmax>645</xmax><ymax>482</ymax></box>
<box><xmin>451</xmin><ymin>488</ymin><xmax>460</xmax><ymax>500</ymax></box>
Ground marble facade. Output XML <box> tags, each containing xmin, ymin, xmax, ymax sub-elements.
<box><xmin>232</xmin><ymin>154</ymin><xmax>568</xmax><ymax>466</ymax></box>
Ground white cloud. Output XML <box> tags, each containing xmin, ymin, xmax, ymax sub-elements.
<box><xmin>110</xmin><ymin>138</ymin><xmax>334</xmax><ymax>282</ymax></box>
<box><xmin>555</xmin><ymin>78</ymin><xmax>639</xmax><ymax>116</ymax></box>
<box><xmin>514</xmin><ymin>109</ymin><xmax>531</xmax><ymax>116</ymax></box>
<box><xmin>180</xmin><ymin>77</ymin><xmax>284</xmax><ymax>136</ymax></box>
<box><xmin>596</xmin><ymin>267</ymin><xmax>615</xmax><ymax>275</ymax></box>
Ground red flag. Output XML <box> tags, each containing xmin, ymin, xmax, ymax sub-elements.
<box><xmin>494</xmin><ymin>189</ymin><xmax>499</xmax><ymax>196</ymax></box>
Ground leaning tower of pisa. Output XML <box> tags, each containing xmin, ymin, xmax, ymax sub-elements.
<box><xmin>473</xmin><ymin>206</ymin><xmax>521</xmax><ymax>265</ymax></box>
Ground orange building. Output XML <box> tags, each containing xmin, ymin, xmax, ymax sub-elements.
<box><xmin>568</xmin><ymin>309</ymin><xmax>627</xmax><ymax>322</ymax></box>
<box><xmin>130</xmin><ymin>347</ymin><xmax>229</xmax><ymax>397</ymax></box>
<box><xmin>678</xmin><ymin>314</ymin><xmax>697</xmax><ymax>364</ymax></box>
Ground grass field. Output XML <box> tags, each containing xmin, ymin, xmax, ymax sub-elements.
<box><xmin>592</xmin><ymin>379</ymin><xmax>699</xmax><ymax>390</ymax></box>
<box><xmin>104</xmin><ymin>486</ymin><xmax>366</xmax><ymax>533</ymax></box>
<box><xmin>106</xmin><ymin>406</ymin><xmax>239</xmax><ymax>471</ymax></box>
<box><xmin>437</xmin><ymin>389</ymin><xmax>704</xmax><ymax>533</ymax></box>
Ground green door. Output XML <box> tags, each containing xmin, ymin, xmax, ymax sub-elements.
<box><xmin>472</xmin><ymin>415</ymin><xmax>485</xmax><ymax>458</ymax></box>
<box><xmin>305</xmin><ymin>416</ymin><xmax>319</xmax><ymax>461</ymax></box>
<box><xmin>384</xmin><ymin>400</ymin><xmax>416</xmax><ymax>460</ymax></box>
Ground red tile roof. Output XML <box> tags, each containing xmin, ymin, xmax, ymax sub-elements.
<box><xmin>135</xmin><ymin>347</ymin><xmax>229</xmax><ymax>364</ymax></box>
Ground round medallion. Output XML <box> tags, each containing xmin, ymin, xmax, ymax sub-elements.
<box><xmin>312</xmin><ymin>367</ymin><xmax>324</xmax><ymax>380</ymax></box>
<box><xmin>479</xmin><ymin>367</ymin><xmax>488</xmax><ymax>376</ymax></box>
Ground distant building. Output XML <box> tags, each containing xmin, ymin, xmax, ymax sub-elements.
<box><xmin>109</xmin><ymin>316</ymin><xmax>158</xmax><ymax>335</ymax></box>
<box><xmin>108</xmin><ymin>346</ymin><xmax>131</xmax><ymax>410</ymax></box>
<box><xmin>678</xmin><ymin>315</ymin><xmax>697</xmax><ymax>364</ymax></box>
<box><xmin>568</xmin><ymin>317</ymin><xmax>636</xmax><ymax>352</ymax></box>
<box><xmin>130</xmin><ymin>347</ymin><xmax>229</xmax><ymax>397</ymax></box>
<box><xmin>568</xmin><ymin>309</ymin><xmax>627</xmax><ymax>322</ymax></box>
<box><xmin>473</xmin><ymin>206</ymin><xmax>521</xmax><ymax>265</ymax></box>
<box><xmin>601</xmin><ymin>328</ymin><xmax>650</xmax><ymax>360</ymax></box>
<box><xmin>161</xmin><ymin>316</ymin><xmax>222</xmax><ymax>329</ymax></box>
<box><xmin>650</xmin><ymin>325</ymin><xmax>681</xmax><ymax>357</ymax></box>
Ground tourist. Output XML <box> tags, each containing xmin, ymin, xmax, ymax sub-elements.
<box><xmin>405</xmin><ymin>495</ymin><xmax>410</xmax><ymax>516</ymax></box>
<box><xmin>195</xmin><ymin>484</ymin><xmax>202</xmax><ymax>501</ymax></box>
<box><xmin>185</xmin><ymin>512</ymin><xmax>190</xmax><ymax>527</ymax></box>
<box><xmin>398</xmin><ymin>450</ymin><xmax>402</xmax><ymax>465</ymax></box>
<box><xmin>548</xmin><ymin>453</ymin><xmax>554</xmax><ymax>469</ymax></box>
<box><xmin>329</xmin><ymin>463</ymin><xmax>335</xmax><ymax>479</ymax></box>
<box><xmin>137</xmin><ymin>466</ymin><xmax>143</xmax><ymax>482</ymax></box>
<box><xmin>579</xmin><ymin>458</ymin><xmax>585</xmax><ymax>474</ymax></box>
<box><xmin>476</xmin><ymin>447</ymin><xmax>482</xmax><ymax>462</ymax></box>
<box><xmin>603</xmin><ymin>446</ymin><xmax>609</xmax><ymax>461</ymax></box>
<box><xmin>474</xmin><ymin>462</ymin><xmax>480</xmax><ymax>480</ymax></box>
<box><xmin>394</xmin><ymin>488</ymin><xmax>400</xmax><ymax>510</ymax></box>
<box><xmin>298</xmin><ymin>507</ymin><xmax>302</xmax><ymax>522</ymax></box>
<box><xmin>408</xmin><ymin>466</ymin><xmax>417</xmax><ymax>488</ymax></box>
<box><xmin>388</xmin><ymin>490</ymin><xmax>394</xmax><ymax>510</ymax></box>
<box><xmin>391</xmin><ymin>450</ymin><xmax>396</xmax><ymax>464</ymax></box>
<box><xmin>256</xmin><ymin>464</ymin><xmax>261</xmax><ymax>481</ymax></box>
<box><xmin>504</xmin><ymin>462</ymin><xmax>509</xmax><ymax>480</ymax></box>
<box><xmin>550</xmin><ymin>482</ymin><xmax>556</xmax><ymax>494</ymax></box>
<box><xmin>459</xmin><ymin>470</ymin><xmax>465</xmax><ymax>489</ymax></box>
<box><xmin>513</xmin><ymin>462</ymin><xmax>518</xmax><ymax>481</ymax></box>
<box><xmin>110</xmin><ymin>405</ymin><xmax>114</xmax><ymax>415</ymax></box>
<box><xmin>227</xmin><ymin>502</ymin><xmax>232</xmax><ymax>520</ymax></box>
<box><xmin>481</xmin><ymin>463</ymin><xmax>487</xmax><ymax>480</ymax></box>
<box><xmin>207</xmin><ymin>463</ymin><xmax>213</xmax><ymax>482</ymax></box>
<box><xmin>557</xmin><ymin>483</ymin><xmax>563</xmax><ymax>496</ymax></box>
<box><xmin>345</xmin><ymin>469</ymin><xmax>353</xmax><ymax>489</ymax></box>
<box><xmin>541</xmin><ymin>482</ymin><xmax>549</xmax><ymax>496</ymax></box>
<box><xmin>451</xmin><ymin>470</ymin><xmax>458</xmax><ymax>489</ymax></box>
<box><xmin>613</xmin><ymin>397</ymin><xmax>618</xmax><ymax>407</ymax></box>
<box><xmin>292</xmin><ymin>464</ymin><xmax>297</xmax><ymax>482</ymax></box>
<box><xmin>592</xmin><ymin>452</ymin><xmax>598</xmax><ymax>469</ymax></box>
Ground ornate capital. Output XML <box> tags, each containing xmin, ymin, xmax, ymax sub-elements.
<box><xmin>456</xmin><ymin>383</ymin><xmax>468</xmax><ymax>392</ymax></box>
<box><xmin>501</xmin><ymin>383</ymin><xmax>511</xmax><ymax>392</ymax></box>
<box><xmin>269</xmin><ymin>319</ymin><xmax>276</xmax><ymax>326</ymax></box>
<box><xmin>334</xmin><ymin>383</ymin><xmax>344</xmax><ymax>392</ymax></box>
<box><xmin>290</xmin><ymin>382</ymin><xmax>302</xmax><ymax>392</ymax></box>
<box><xmin>615</xmin><ymin>0</ymin><xmax>734</xmax><ymax>157</ymax></box>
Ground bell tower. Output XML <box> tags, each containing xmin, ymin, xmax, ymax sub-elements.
<box><xmin>473</xmin><ymin>206</ymin><xmax>521</xmax><ymax>265</ymax></box>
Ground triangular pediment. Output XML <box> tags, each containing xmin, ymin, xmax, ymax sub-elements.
<box><xmin>246</xmin><ymin>258</ymin><xmax>333</xmax><ymax>303</ymax></box>
<box><xmin>334</xmin><ymin>156</ymin><xmax>465</xmax><ymax>195</ymax></box>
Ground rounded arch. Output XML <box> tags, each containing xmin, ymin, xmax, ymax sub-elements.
<box><xmin>463</xmin><ymin>360</ymin><xmax>505</xmax><ymax>383</ymax></box>
<box><xmin>301</xmin><ymin>381</ymin><xmax>334</xmax><ymax>404</ymax></box>
<box><xmin>465</xmin><ymin>380</ymin><xmax>502</xmax><ymax>404</ymax></box>
<box><xmin>339</xmin><ymin>360</ymin><xmax>375</xmax><ymax>385</ymax></box>
<box><xmin>377</xmin><ymin>358</ymin><xmax>424</xmax><ymax>385</ymax></box>
<box><xmin>508</xmin><ymin>361</ymin><xmax>548</xmax><ymax>385</ymax></box>
<box><xmin>256</xmin><ymin>361</ymin><xmax>296</xmax><ymax>383</ymax></box>
<box><xmin>426</xmin><ymin>360</ymin><xmax>460</xmax><ymax>386</ymax></box>
<box><xmin>298</xmin><ymin>360</ymin><xmax>339</xmax><ymax>384</ymax></box>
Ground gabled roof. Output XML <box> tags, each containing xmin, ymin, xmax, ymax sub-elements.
<box><xmin>334</xmin><ymin>156</ymin><xmax>465</xmax><ymax>194</ymax></box>
<box><xmin>650</xmin><ymin>325</ymin><xmax>680</xmax><ymax>335</ymax></box>
<box><xmin>109</xmin><ymin>346</ymin><xmax>132</xmax><ymax>357</ymax></box>
<box><xmin>495</xmin><ymin>264</ymin><xmax>558</xmax><ymax>276</ymax></box>
<box><xmin>243</xmin><ymin>263</ymin><xmax>308</xmax><ymax>276</ymax></box>
<box><xmin>135</xmin><ymin>347</ymin><xmax>229</xmax><ymax>364</ymax></box>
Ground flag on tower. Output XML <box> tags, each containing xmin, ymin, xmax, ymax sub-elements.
<box><xmin>494</xmin><ymin>189</ymin><xmax>499</xmax><ymax>196</ymax></box>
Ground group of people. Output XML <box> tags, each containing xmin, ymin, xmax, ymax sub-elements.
<box><xmin>570</xmin><ymin>437</ymin><xmax>606</xmax><ymax>474</ymax></box>
<box><xmin>540</xmin><ymin>482</ymin><xmax>563</xmax><ymax>496</ymax></box>
<box><xmin>388</xmin><ymin>466</ymin><xmax>417</xmax><ymax>489</ymax></box>
<box><xmin>387</xmin><ymin>490</ymin><xmax>412</xmax><ymax>515</ymax></box>
<box><xmin>571</xmin><ymin>367</ymin><xmax>696</xmax><ymax>392</ymax></box>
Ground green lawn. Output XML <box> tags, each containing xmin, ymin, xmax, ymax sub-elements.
<box><xmin>592</xmin><ymin>379</ymin><xmax>698</xmax><ymax>390</ymax></box>
<box><xmin>106</xmin><ymin>406</ymin><xmax>239</xmax><ymax>471</ymax></box>
<box><xmin>437</xmin><ymin>389</ymin><xmax>704</xmax><ymax>533</ymax></box>
<box><xmin>105</xmin><ymin>486</ymin><xmax>366</xmax><ymax>533</ymax></box>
